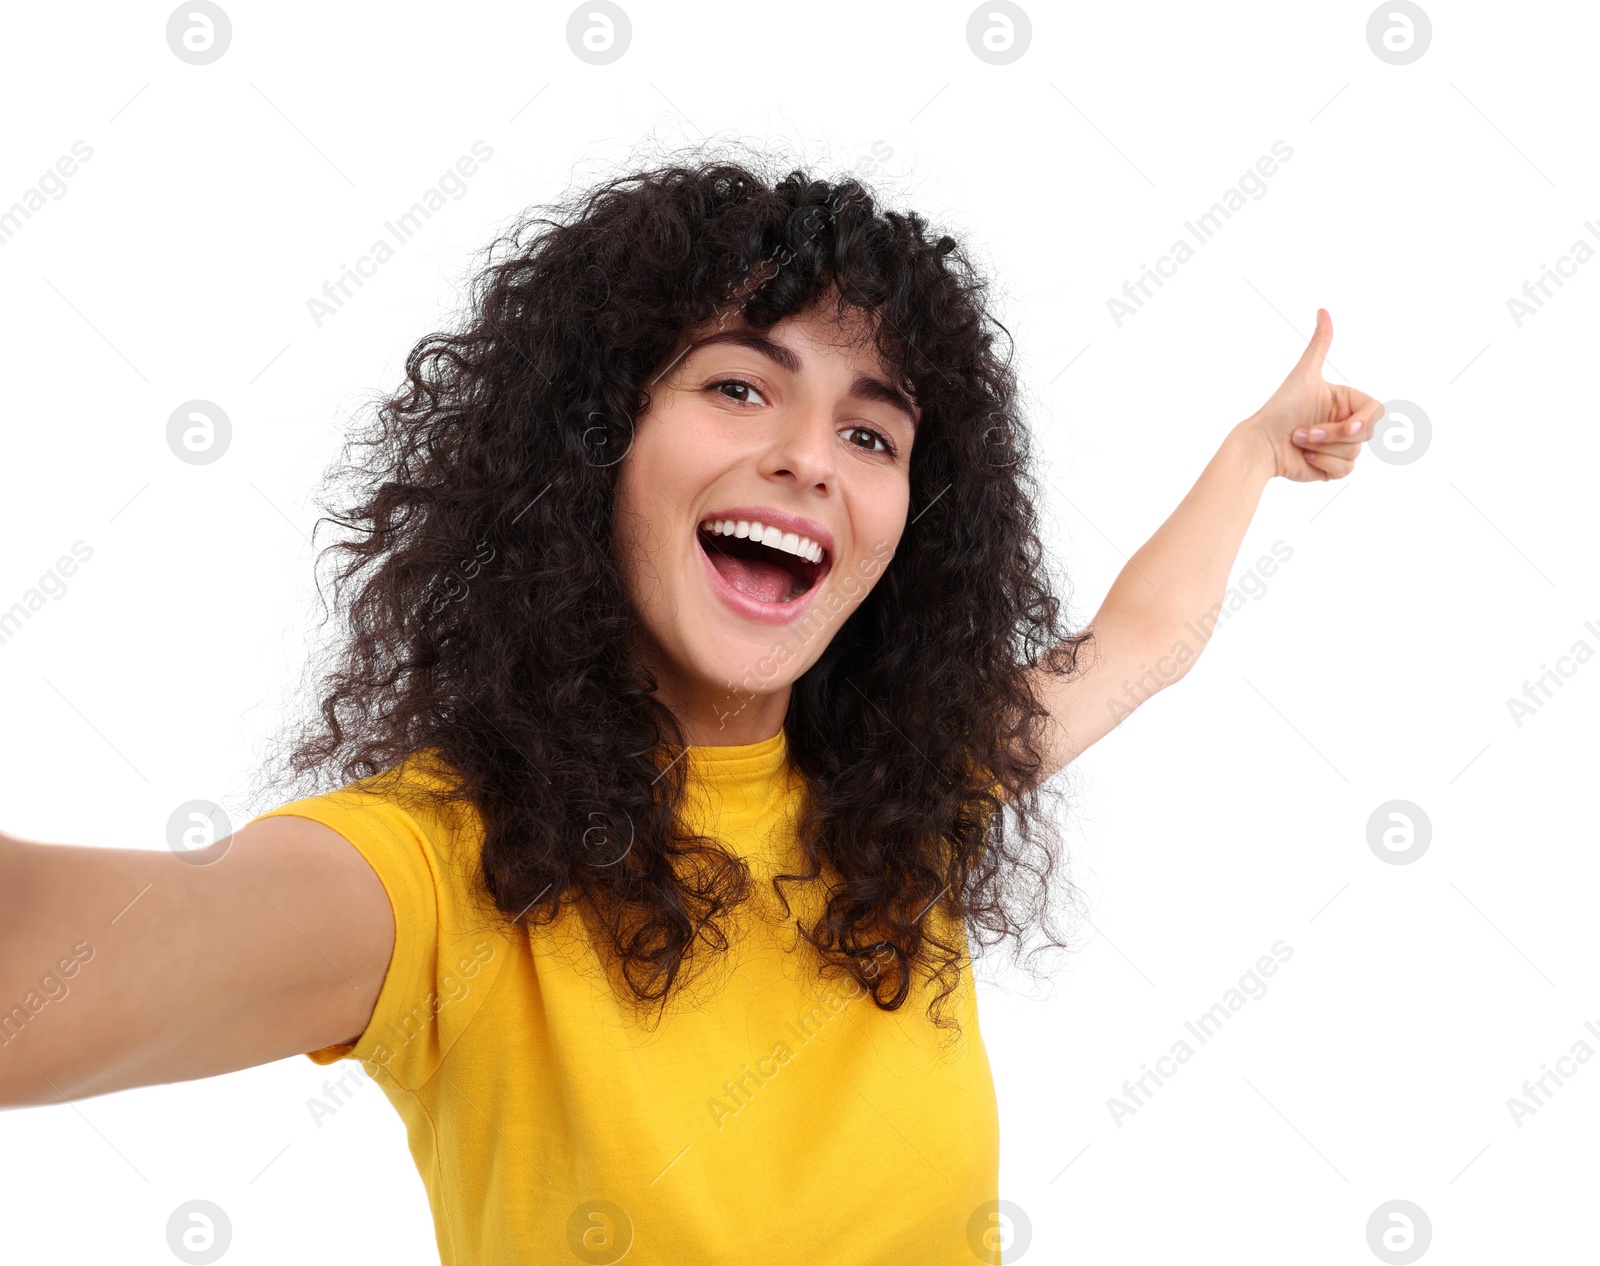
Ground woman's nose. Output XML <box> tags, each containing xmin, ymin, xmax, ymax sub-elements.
<box><xmin>759</xmin><ymin>412</ymin><xmax>836</xmax><ymax>489</ymax></box>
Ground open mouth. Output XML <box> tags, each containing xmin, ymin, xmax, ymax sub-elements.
<box><xmin>696</xmin><ymin>517</ymin><xmax>829</xmax><ymax>607</ymax></box>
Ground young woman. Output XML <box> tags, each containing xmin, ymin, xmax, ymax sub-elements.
<box><xmin>0</xmin><ymin>156</ymin><xmax>1379</xmax><ymax>1264</ymax></box>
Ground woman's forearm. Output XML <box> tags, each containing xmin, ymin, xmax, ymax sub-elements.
<box><xmin>0</xmin><ymin>821</ymin><xmax>393</xmax><ymax>1108</ymax></box>
<box><xmin>1027</xmin><ymin>314</ymin><xmax>1379</xmax><ymax>776</ymax></box>
<box><xmin>1093</xmin><ymin>419</ymin><xmax>1276</xmax><ymax>663</ymax></box>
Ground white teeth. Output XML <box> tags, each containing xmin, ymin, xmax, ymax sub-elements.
<box><xmin>699</xmin><ymin>517</ymin><xmax>826</xmax><ymax>565</ymax></box>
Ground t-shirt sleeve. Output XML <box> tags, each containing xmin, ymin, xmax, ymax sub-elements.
<box><xmin>245</xmin><ymin>768</ymin><xmax>505</xmax><ymax>1092</ymax></box>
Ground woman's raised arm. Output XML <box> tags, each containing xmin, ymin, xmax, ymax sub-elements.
<box><xmin>1026</xmin><ymin>309</ymin><xmax>1381</xmax><ymax>782</ymax></box>
<box><xmin>0</xmin><ymin>815</ymin><xmax>394</xmax><ymax>1107</ymax></box>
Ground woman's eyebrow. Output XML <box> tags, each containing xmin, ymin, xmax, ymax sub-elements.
<box><xmin>848</xmin><ymin>374</ymin><xmax>918</xmax><ymax>429</ymax></box>
<box><xmin>683</xmin><ymin>329</ymin><xmax>918</xmax><ymax>428</ymax></box>
<box><xmin>686</xmin><ymin>328</ymin><xmax>801</xmax><ymax>374</ymax></box>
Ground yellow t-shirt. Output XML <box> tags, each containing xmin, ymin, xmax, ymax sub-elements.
<box><xmin>249</xmin><ymin>727</ymin><xmax>1001</xmax><ymax>1264</ymax></box>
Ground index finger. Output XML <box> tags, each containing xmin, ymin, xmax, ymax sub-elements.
<box><xmin>1333</xmin><ymin>388</ymin><xmax>1382</xmax><ymax>435</ymax></box>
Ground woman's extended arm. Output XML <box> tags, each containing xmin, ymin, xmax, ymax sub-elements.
<box><xmin>1026</xmin><ymin>309</ymin><xmax>1380</xmax><ymax>781</ymax></box>
<box><xmin>0</xmin><ymin>816</ymin><xmax>395</xmax><ymax>1107</ymax></box>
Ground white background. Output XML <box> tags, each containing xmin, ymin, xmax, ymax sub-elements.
<box><xmin>1</xmin><ymin>1</ymin><xmax>1595</xmax><ymax>1262</ymax></box>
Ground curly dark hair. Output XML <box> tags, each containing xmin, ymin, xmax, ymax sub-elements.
<box><xmin>258</xmin><ymin>139</ymin><xmax>1095</xmax><ymax>1034</ymax></box>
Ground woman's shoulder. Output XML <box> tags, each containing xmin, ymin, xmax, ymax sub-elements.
<box><xmin>248</xmin><ymin>747</ymin><xmax>493</xmax><ymax>914</ymax></box>
<box><xmin>276</xmin><ymin>747</ymin><xmax>478</xmax><ymax>826</ymax></box>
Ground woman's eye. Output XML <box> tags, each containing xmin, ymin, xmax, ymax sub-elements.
<box><xmin>843</xmin><ymin>426</ymin><xmax>894</xmax><ymax>456</ymax></box>
<box><xmin>711</xmin><ymin>378</ymin><xmax>767</xmax><ymax>406</ymax></box>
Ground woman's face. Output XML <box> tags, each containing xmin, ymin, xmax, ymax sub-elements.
<box><xmin>613</xmin><ymin>299</ymin><xmax>919</xmax><ymax>743</ymax></box>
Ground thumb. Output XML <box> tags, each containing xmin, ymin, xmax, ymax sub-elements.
<box><xmin>1296</xmin><ymin>308</ymin><xmax>1332</xmax><ymax>375</ymax></box>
